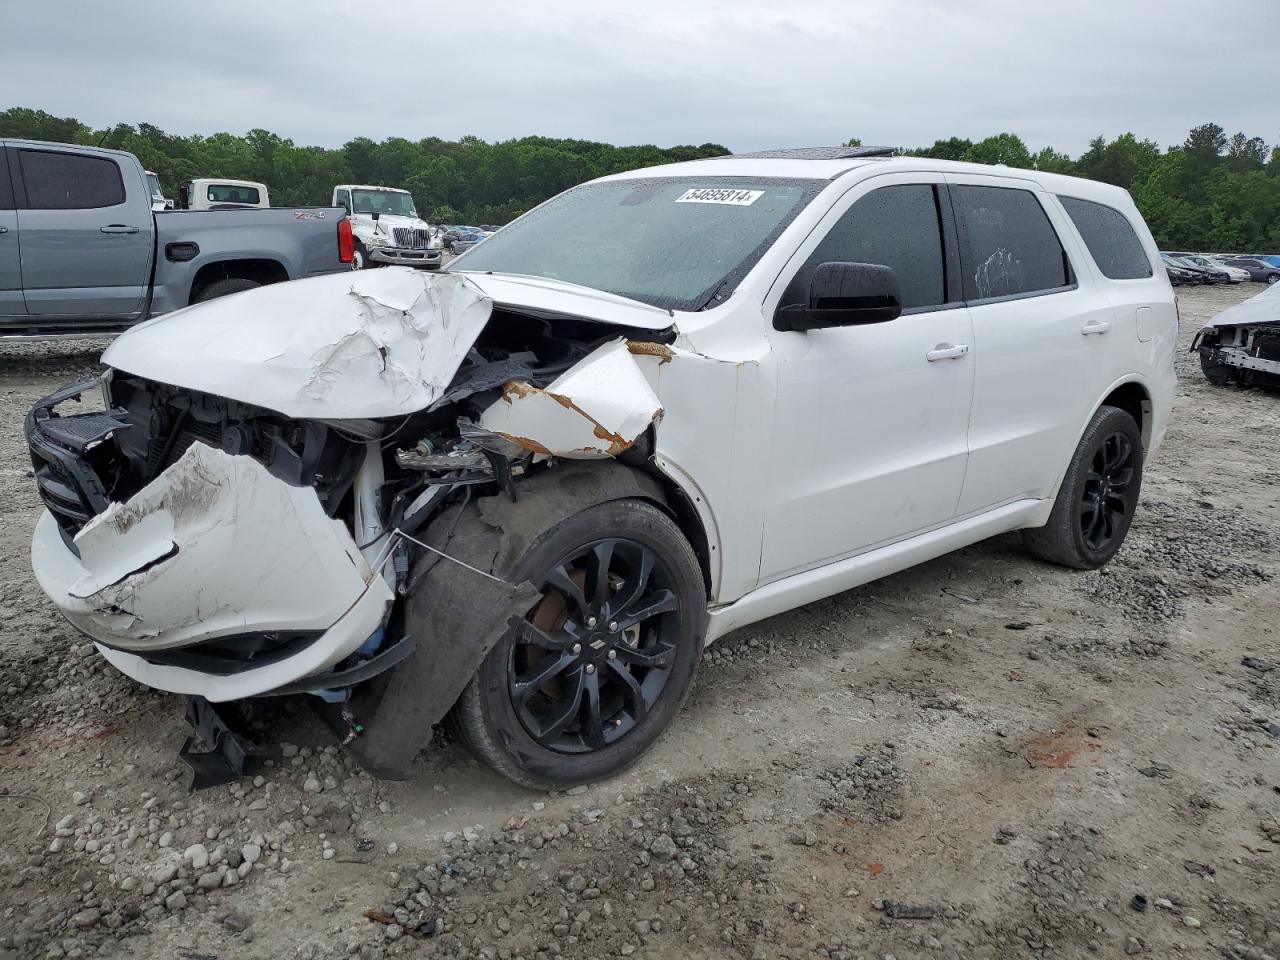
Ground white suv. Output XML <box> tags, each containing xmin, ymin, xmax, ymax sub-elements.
<box><xmin>27</xmin><ymin>147</ymin><xmax>1176</xmax><ymax>789</ymax></box>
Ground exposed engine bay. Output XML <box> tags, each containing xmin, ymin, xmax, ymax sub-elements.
<box><xmin>1194</xmin><ymin>282</ymin><xmax>1280</xmax><ymax>388</ymax></box>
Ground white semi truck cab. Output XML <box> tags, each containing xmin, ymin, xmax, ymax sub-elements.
<box><xmin>333</xmin><ymin>184</ymin><xmax>443</xmax><ymax>270</ymax></box>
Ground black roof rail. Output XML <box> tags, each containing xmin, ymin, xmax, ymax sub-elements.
<box><xmin>729</xmin><ymin>146</ymin><xmax>895</xmax><ymax>160</ymax></box>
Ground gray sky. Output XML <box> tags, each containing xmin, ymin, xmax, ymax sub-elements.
<box><xmin>7</xmin><ymin>0</ymin><xmax>1274</xmax><ymax>156</ymax></box>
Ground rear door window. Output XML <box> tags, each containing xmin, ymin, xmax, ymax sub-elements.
<box><xmin>787</xmin><ymin>184</ymin><xmax>948</xmax><ymax>312</ymax></box>
<box><xmin>0</xmin><ymin>151</ymin><xmax>13</xmax><ymax>209</ymax></box>
<box><xmin>208</xmin><ymin>184</ymin><xmax>260</xmax><ymax>204</ymax></box>
<box><xmin>18</xmin><ymin>149</ymin><xmax>125</xmax><ymax>210</ymax></box>
<box><xmin>950</xmin><ymin>185</ymin><xmax>1072</xmax><ymax>302</ymax></box>
<box><xmin>1058</xmin><ymin>197</ymin><xmax>1153</xmax><ymax>280</ymax></box>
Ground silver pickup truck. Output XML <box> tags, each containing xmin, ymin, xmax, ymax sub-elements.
<box><xmin>0</xmin><ymin>139</ymin><xmax>354</xmax><ymax>338</ymax></box>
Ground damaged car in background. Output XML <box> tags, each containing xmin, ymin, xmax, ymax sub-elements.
<box><xmin>26</xmin><ymin>147</ymin><xmax>1177</xmax><ymax>789</ymax></box>
<box><xmin>1194</xmin><ymin>281</ymin><xmax>1280</xmax><ymax>387</ymax></box>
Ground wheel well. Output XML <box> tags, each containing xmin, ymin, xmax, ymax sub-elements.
<box><xmin>1101</xmin><ymin>382</ymin><xmax>1152</xmax><ymax>451</ymax></box>
<box><xmin>642</xmin><ymin>468</ymin><xmax>713</xmax><ymax>601</ymax></box>
<box><xmin>188</xmin><ymin>259</ymin><xmax>288</xmax><ymax>304</ymax></box>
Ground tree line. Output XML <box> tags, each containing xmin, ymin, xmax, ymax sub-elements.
<box><xmin>2</xmin><ymin>108</ymin><xmax>1277</xmax><ymax>251</ymax></box>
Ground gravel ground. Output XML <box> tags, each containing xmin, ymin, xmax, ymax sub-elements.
<box><xmin>1</xmin><ymin>283</ymin><xmax>1278</xmax><ymax>960</ymax></box>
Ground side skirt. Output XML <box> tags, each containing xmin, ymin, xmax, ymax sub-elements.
<box><xmin>704</xmin><ymin>498</ymin><xmax>1044</xmax><ymax>643</ymax></box>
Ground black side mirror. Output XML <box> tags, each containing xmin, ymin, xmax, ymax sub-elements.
<box><xmin>371</xmin><ymin>211</ymin><xmax>380</xmax><ymax>221</ymax></box>
<box><xmin>774</xmin><ymin>262</ymin><xmax>902</xmax><ymax>332</ymax></box>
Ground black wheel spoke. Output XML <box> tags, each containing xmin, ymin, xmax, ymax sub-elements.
<box><xmin>606</xmin><ymin>660</ymin><xmax>648</xmax><ymax>722</ymax></box>
<box><xmin>614</xmin><ymin>640</ymin><xmax>675</xmax><ymax>668</ymax></box>
<box><xmin>603</xmin><ymin>544</ymin><xmax>653</xmax><ymax>620</ymax></box>
<box><xmin>585</xmin><ymin>540</ymin><xmax>617</xmax><ymax>612</ymax></box>
<box><xmin>546</xmin><ymin>565</ymin><xmax>590</xmax><ymax>620</ymax></box>
<box><xmin>516</xmin><ymin>620</ymin><xmax>573</xmax><ymax>652</ymax></box>
<box><xmin>618</xmin><ymin>588</ymin><xmax>678</xmax><ymax>631</ymax></box>
<box><xmin>581</xmin><ymin>670</ymin><xmax>607</xmax><ymax>749</ymax></box>
<box><xmin>512</xmin><ymin>652</ymin><xmax>577</xmax><ymax>706</ymax></box>
<box><xmin>530</xmin><ymin>665</ymin><xmax>586</xmax><ymax>745</ymax></box>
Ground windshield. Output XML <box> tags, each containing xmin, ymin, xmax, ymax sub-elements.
<box><xmin>146</xmin><ymin>173</ymin><xmax>163</xmax><ymax>202</ymax></box>
<box><xmin>451</xmin><ymin>176</ymin><xmax>824</xmax><ymax>310</ymax></box>
<box><xmin>352</xmin><ymin>189</ymin><xmax>417</xmax><ymax>218</ymax></box>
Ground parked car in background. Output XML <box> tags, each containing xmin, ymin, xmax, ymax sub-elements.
<box><xmin>1220</xmin><ymin>257</ymin><xmax>1280</xmax><ymax>284</ymax></box>
<box><xmin>442</xmin><ymin>226</ymin><xmax>492</xmax><ymax>254</ymax></box>
<box><xmin>177</xmin><ymin>178</ymin><xmax>271</xmax><ymax>210</ymax></box>
<box><xmin>1161</xmin><ymin>254</ymin><xmax>1209</xmax><ymax>284</ymax></box>
<box><xmin>1201</xmin><ymin>258</ymin><xmax>1250</xmax><ymax>283</ymax></box>
<box><xmin>333</xmin><ymin>185</ymin><xmax>443</xmax><ymax>270</ymax></box>
<box><xmin>0</xmin><ymin>139</ymin><xmax>352</xmax><ymax>337</ymax></box>
<box><xmin>1162</xmin><ymin>253</ymin><xmax>1228</xmax><ymax>284</ymax></box>
<box><xmin>144</xmin><ymin>170</ymin><xmax>171</xmax><ymax>212</ymax></box>
<box><xmin>1166</xmin><ymin>263</ymin><xmax>1198</xmax><ymax>286</ymax></box>
<box><xmin>1172</xmin><ymin>252</ymin><xmax>1239</xmax><ymax>281</ymax></box>
<box><xmin>25</xmin><ymin>148</ymin><xmax>1176</xmax><ymax>788</ymax></box>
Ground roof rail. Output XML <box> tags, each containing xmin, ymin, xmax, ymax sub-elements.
<box><xmin>729</xmin><ymin>146</ymin><xmax>895</xmax><ymax>160</ymax></box>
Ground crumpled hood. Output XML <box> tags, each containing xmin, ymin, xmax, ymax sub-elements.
<box><xmin>1204</xmin><ymin>281</ymin><xmax>1280</xmax><ymax>330</ymax></box>
<box><xmin>102</xmin><ymin>268</ymin><xmax>674</xmax><ymax>420</ymax></box>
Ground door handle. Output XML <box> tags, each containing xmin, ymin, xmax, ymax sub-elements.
<box><xmin>100</xmin><ymin>225</ymin><xmax>140</xmax><ymax>234</ymax></box>
<box><xmin>926</xmin><ymin>343</ymin><xmax>970</xmax><ymax>362</ymax></box>
<box><xmin>0</xmin><ymin>225</ymin><xmax>7</xmax><ymax>234</ymax></box>
<box><xmin>1082</xmin><ymin>318</ymin><xmax>1112</xmax><ymax>335</ymax></box>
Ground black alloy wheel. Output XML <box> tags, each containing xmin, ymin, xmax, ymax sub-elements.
<box><xmin>452</xmin><ymin>497</ymin><xmax>705</xmax><ymax>789</ymax></box>
<box><xmin>509</xmin><ymin>537</ymin><xmax>678</xmax><ymax>754</ymax></box>
<box><xmin>1023</xmin><ymin>405</ymin><xmax>1144</xmax><ymax>570</ymax></box>
<box><xmin>1078</xmin><ymin>431</ymin><xmax>1136</xmax><ymax>553</ymax></box>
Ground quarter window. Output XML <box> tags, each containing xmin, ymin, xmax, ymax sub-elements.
<box><xmin>951</xmin><ymin>185</ymin><xmax>1072</xmax><ymax>301</ymax></box>
<box><xmin>1058</xmin><ymin>197</ymin><xmax>1152</xmax><ymax>280</ymax></box>
<box><xmin>787</xmin><ymin>184</ymin><xmax>947</xmax><ymax>312</ymax></box>
<box><xmin>18</xmin><ymin>150</ymin><xmax>125</xmax><ymax>210</ymax></box>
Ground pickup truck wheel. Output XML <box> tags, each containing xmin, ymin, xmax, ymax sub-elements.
<box><xmin>351</xmin><ymin>244</ymin><xmax>368</xmax><ymax>271</ymax></box>
<box><xmin>1022</xmin><ymin>405</ymin><xmax>1143</xmax><ymax>570</ymax></box>
<box><xmin>453</xmin><ymin>499</ymin><xmax>705</xmax><ymax>789</ymax></box>
<box><xmin>194</xmin><ymin>277</ymin><xmax>260</xmax><ymax>303</ymax></box>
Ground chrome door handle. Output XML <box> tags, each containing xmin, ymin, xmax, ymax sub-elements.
<box><xmin>100</xmin><ymin>225</ymin><xmax>140</xmax><ymax>234</ymax></box>
<box><xmin>0</xmin><ymin>226</ymin><xmax>8</xmax><ymax>234</ymax></box>
<box><xmin>926</xmin><ymin>343</ymin><xmax>970</xmax><ymax>362</ymax></box>
<box><xmin>1082</xmin><ymin>318</ymin><xmax>1112</xmax><ymax>335</ymax></box>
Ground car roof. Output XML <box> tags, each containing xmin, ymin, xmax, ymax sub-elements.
<box><xmin>339</xmin><ymin>184</ymin><xmax>411</xmax><ymax>193</ymax></box>
<box><xmin>596</xmin><ymin>149</ymin><xmax>1137</xmax><ymax>207</ymax></box>
<box><xmin>1</xmin><ymin>138</ymin><xmax>138</xmax><ymax>161</ymax></box>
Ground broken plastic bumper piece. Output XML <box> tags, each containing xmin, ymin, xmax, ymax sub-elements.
<box><xmin>30</xmin><ymin>441</ymin><xmax>395</xmax><ymax>701</ymax></box>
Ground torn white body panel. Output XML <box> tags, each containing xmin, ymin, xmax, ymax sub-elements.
<box><xmin>102</xmin><ymin>269</ymin><xmax>675</xmax><ymax>420</ymax></box>
<box><xmin>477</xmin><ymin>339</ymin><xmax>664</xmax><ymax>458</ymax></box>
<box><xmin>31</xmin><ymin>442</ymin><xmax>394</xmax><ymax>664</ymax></box>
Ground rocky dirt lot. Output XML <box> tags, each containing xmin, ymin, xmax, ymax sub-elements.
<box><xmin>0</xmin><ymin>283</ymin><xmax>1277</xmax><ymax>960</ymax></box>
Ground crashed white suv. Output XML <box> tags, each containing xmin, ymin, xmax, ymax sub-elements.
<box><xmin>27</xmin><ymin>147</ymin><xmax>1177</xmax><ymax>789</ymax></box>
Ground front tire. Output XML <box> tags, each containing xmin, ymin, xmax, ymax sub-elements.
<box><xmin>1023</xmin><ymin>405</ymin><xmax>1143</xmax><ymax>570</ymax></box>
<box><xmin>351</xmin><ymin>243</ymin><xmax>368</xmax><ymax>271</ymax></box>
<box><xmin>453</xmin><ymin>499</ymin><xmax>705</xmax><ymax>789</ymax></box>
<box><xmin>1200</xmin><ymin>352</ymin><xmax>1235</xmax><ymax>386</ymax></box>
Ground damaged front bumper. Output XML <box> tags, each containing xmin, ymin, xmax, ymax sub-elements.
<box><xmin>29</xmin><ymin>436</ymin><xmax>395</xmax><ymax>702</ymax></box>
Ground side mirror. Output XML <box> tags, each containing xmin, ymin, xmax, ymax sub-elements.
<box><xmin>774</xmin><ymin>262</ymin><xmax>902</xmax><ymax>332</ymax></box>
<box><xmin>371</xmin><ymin>211</ymin><xmax>380</xmax><ymax>221</ymax></box>
<box><xmin>177</xmin><ymin>185</ymin><xmax>189</xmax><ymax>209</ymax></box>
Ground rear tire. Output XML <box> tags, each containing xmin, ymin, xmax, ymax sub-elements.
<box><xmin>193</xmin><ymin>277</ymin><xmax>260</xmax><ymax>303</ymax></box>
<box><xmin>453</xmin><ymin>499</ymin><xmax>705</xmax><ymax>789</ymax></box>
<box><xmin>1023</xmin><ymin>405</ymin><xmax>1143</xmax><ymax>570</ymax></box>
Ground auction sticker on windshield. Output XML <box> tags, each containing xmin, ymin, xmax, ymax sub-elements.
<box><xmin>675</xmin><ymin>188</ymin><xmax>764</xmax><ymax>206</ymax></box>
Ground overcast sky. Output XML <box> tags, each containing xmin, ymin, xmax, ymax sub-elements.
<box><xmin>7</xmin><ymin>0</ymin><xmax>1274</xmax><ymax>157</ymax></box>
